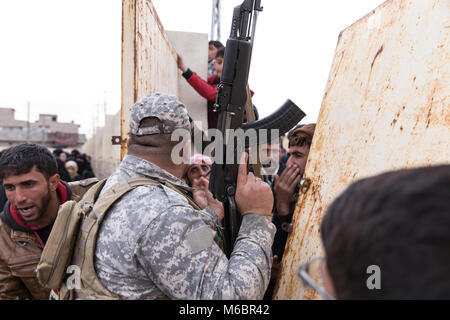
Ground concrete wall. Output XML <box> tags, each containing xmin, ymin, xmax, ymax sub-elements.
<box><xmin>0</xmin><ymin>108</ymin><xmax>28</xmax><ymax>128</ymax></box>
<box><xmin>81</xmin><ymin>111</ymin><xmax>121</xmax><ymax>179</ymax></box>
<box><xmin>31</xmin><ymin>118</ymin><xmax>80</xmax><ymax>134</ymax></box>
<box><xmin>275</xmin><ymin>0</ymin><xmax>450</xmax><ymax>300</ymax></box>
<box><xmin>167</xmin><ymin>30</ymin><xmax>209</xmax><ymax>143</ymax></box>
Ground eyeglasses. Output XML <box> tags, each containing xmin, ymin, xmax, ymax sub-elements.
<box><xmin>296</xmin><ymin>256</ymin><xmax>336</xmax><ymax>300</ymax></box>
<box><xmin>202</xmin><ymin>170</ymin><xmax>212</xmax><ymax>179</ymax></box>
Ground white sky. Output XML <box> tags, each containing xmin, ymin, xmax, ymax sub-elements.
<box><xmin>0</xmin><ymin>0</ymin><xmax>386</xmax><ymax>138</ymax></box>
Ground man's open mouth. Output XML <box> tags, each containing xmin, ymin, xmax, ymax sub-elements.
<box><xmin>18</xmin><ymin>205</ymin><xmax>35</xmax><ymax>217</ymax></box>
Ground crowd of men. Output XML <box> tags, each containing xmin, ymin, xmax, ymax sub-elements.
<box><xmin>0</xmin><ymin>40</ymin><xmax>448</xmax><ymax>300</ymax></box>
<box><xmin>0</xmin><ymin>92</ymin><xmax>448</xmax><ymax>300</ymax></box>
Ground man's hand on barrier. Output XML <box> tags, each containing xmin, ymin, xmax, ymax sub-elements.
<box><xmin>176</xmin><ymin>53</ymin><xmax>188</xmax><ymax>73</ymax></box>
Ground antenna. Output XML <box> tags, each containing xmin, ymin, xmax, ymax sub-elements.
<box><xmin>211</xmin><ymin>0</ymin><xmax>221</xmax><ymax>41</ymax></box>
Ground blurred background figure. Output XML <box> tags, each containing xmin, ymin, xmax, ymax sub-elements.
<box><xmin>65</xmin><ymin>160</ymin><xmax>81</xmax><ymax>181</ymax></box>
<box><xmin>52</xmin><ymin>148</ymin><xmax>70</xmax><ymax>182</ymax></box>
<box><xmin>208</xmin><ymin>40</ymin><xmax>224</xmax><ymax>77</ymax></box>
<box><xmin>0</xmin><ymin>150</ymin><xmax>6</xmax><ymax>211</ymax></box>
<box><xmin>75</xmin><ymin>154</ymin><xmax>95</xmax><ymax>179</ymax></box>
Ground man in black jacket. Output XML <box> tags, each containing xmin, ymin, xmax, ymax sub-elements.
<box><xmin>0</xmin><ymin>150</ymin><xmax>6</xmax><ymax>211</ymax></box>
<box><xmin>52</xmin><ymin>148</ymin><xmax>71</xmax><ymax>182</ymax></box>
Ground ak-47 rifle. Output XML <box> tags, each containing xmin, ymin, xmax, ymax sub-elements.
<box><xmin>209</xmin><ymin>0</ymin><xmax>306</xmax><ymax>257</ymax></box>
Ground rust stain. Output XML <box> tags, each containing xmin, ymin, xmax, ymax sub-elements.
<box><xmin>426</xmin><ymin>105</ymin><xmax>433</xmax><ymax>129</ymax></box>
<box><xmin>121</xmin><ymin>0</ymin><xmax>137</xmax><ymax>160</ymax></box>
<box><xmin>328</xmin><ymin>50</ymin><xmax>346</xmax><ymax>91</ymax></box>
<box><xmin>278</xmin><ymin>0</ymin><xmax>450</xmax><ymax>300</ymax></box>
<box><xmin>364</xmin><ymin>44</ymin><xmax>384</xmax><ymax>101</ymax></box>
<box><xmin>371</xmin><ymin>45</ymin><xmax>384</xmax><ymax>70</ymax></box>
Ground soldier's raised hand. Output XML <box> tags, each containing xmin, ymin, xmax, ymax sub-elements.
<box><xmin>235</xmin><ymin>152</ymin><xmax>274</xmax><ymax>221</ymax></box>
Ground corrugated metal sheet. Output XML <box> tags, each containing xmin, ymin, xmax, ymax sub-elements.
<box><xmin>275</xmin><ymin>0</ymin><xmax>450</xmax><ymax>300</ymax></box>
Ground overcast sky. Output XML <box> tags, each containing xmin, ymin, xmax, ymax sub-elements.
<box><xmin>0</xmin><ymin>0</ymin><xmax>386</xmax><ymax>138</ymax></box>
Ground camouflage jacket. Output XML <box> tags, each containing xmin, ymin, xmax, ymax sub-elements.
<box><xmin>94</xmin><ymin>155</ymin><xmax>276</xmax><ymax>300</ymax></box>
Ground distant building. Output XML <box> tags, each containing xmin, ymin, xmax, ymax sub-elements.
<box><xmin>0</xmin><ymin>107</ymin><xmax>86</xmax><ymax>149</ymax></box>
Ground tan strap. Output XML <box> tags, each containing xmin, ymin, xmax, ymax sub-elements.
<box><xmin>77</xmin><ymin>179</ymin><xmax>107</xmax><ymax>215</ymax></box>
<box><xmin>128</xmin><ymin>176</ymin><xmax>202</xmax><ymax>211</ymax></box>
<box><xmin>126</xmin><ymin>177</ymin><xmax>161</xmax><ymax>187</ymax></box>
<box><xmin>160</xmin><ymin>180</ymin><xmax>202</xmax><ymax>211</ymax></box>
<box><xmin>89</xmin><ymin>177</ymin><xmax>159</xmax><ymax>221</ymax></box>
<box><xmin>90</xmin><ymin>177</ymin><xmax>201</xmax><ymax>220</ymax></box>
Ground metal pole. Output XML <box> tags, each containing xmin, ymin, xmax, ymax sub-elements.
<box><xmin>26</xmin><ymin>101</ymin><xmax>30</xmax><ymax>142</ymax></box>
<box><xmin>211</xmin><ymin>0</ymin><xmax>221</xmax><ymax>41</ymax></box>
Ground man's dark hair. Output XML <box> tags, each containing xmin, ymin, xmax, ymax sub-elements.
<box><xmin>215</xmin><ymin>47</ymin><xmax>225</xmax><ymax>59</ymax></box>
<box><xmin>53</xmin><ymin>148</ymin><xmax>64</xmax><ymax>157</ymax></box>
<box><xmin>288</xmin><ymin>123</ymin><xmax>315</xmax><ymax>148</ymax></box>
<box><xmin>321</xmin><ymin>165</ymin><xmax>450</xmax><ymax>299</ymax></box>
<box><xmin>209</xmin><ymin>40</ymin><xmax>224</xmax><ymax>49</ymax></box>
<box><xmin>71</xmin><ymin>149</ymin><xmax>80</xmax><ymax>157</ymax></box>
<box><xmin>0</xmin><ymin>143</ymin><xmax>58</xmax><ymax>180</ymax></box>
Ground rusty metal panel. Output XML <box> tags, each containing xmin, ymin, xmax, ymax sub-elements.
<box><xmin>275</xmin><ymin>0</ymin><xmax>450</xmax><ymax>300</ymax></box>
<box><xmin>121</xmin><ymin>0</ymin><xmax>179</xmax><ymax>159</ymax></box>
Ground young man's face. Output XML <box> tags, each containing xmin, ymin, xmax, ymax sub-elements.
<box><xmin>214</xmin><ymin>56</ymin><xmax>224</xmax><ymax>79</ymax></box>
<box><xmin>3</xmin><ymin>166</ymin><xmax>58</xmax><ymax>225</ymax></box>
<box><xmin>208</xmin><ymin>44</ymin><xmax>218</xmax><ymax>62</ymax></box>
<box><xmin>286</xmin><ymin>144</ymin><xmax>310</xmax><ymax>176</ymax></box>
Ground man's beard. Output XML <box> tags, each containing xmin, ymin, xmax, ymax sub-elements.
<box><xmin>18</xmin><ymin>187</ymin><xmax>52</xmax><ymax>224</ymax></box>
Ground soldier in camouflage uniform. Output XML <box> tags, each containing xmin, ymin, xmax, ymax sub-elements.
<box><xmin>94</xmin><ymin>93</ymin><xmax>276</xmax><ymax>299</ymax></box>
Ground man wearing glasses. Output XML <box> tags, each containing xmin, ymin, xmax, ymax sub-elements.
<box><xmin>298</xmin><ymin>164</ymin><xmax>450</xmax><ymax>299</ymax></box>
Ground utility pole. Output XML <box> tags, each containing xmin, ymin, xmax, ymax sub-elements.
<box><xmin>103</xmin><ymin>89</ymin><xmax>108</xmax><ymax>127</ymax></box>
<box><xmin>95</xmin><ymin>103</ymin><xmax>100</xmax><ymax>134</ymax></box>
<box><xmin>26</xmin><ymin>101</ymin><xmax>30</xmax><ymax>143</ymax></box>
<box><xmin>211</xmin><ymin>0</ymin><xmax>221</xmax><ymax>42</ymax></box>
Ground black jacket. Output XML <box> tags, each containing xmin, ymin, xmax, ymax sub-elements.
<box><xmin>0</xmin><ymin>180</ymin><xmax>6</xmax><ymax>214</ymax></box>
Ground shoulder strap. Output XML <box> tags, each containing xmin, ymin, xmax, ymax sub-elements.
<box><xmin>89</xmin><ymin>177</ymin><xmax>160</xmax><ymax>221</ymax></box>
<box><xmin>159</xmin><ymin>180</ymin><xmax>202</xmax><ymax>211</ymax></box>
<box><xmin>77</xmin><ymin>179</ymin><xmax>108</xmax><ymax>214</ymax></box>
<box><xmin>69</xmin><ymin>176</ymin><xmax>201</xmax><ymax>300</ymax></box>
<box><xmin>79</xmin><ymin>176</ymin><xmax>202</xmax><ymax>221</ymax></box>
<box><xmin>69</xmin><ymin>176</ymin><xmax>161</xmax><ymax>300</ymax></box>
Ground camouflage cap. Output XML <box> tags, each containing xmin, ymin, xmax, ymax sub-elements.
<box><xmin>129</xmin><ymin>93</ymin><xmax>190</xmax><ymax>136</ymax></box>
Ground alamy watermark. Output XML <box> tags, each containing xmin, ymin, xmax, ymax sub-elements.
<box><xmin>66</xmin><ymin>265</ymin><xmax>81</xmax><ymax>290</ymax></box>
<box><xmin>171</xmin><ymin>122</ymin><xmax>281</xmax><ymax>174</ymax></box>
<box><xmin>366</xmin><ymin>265</ymin><xmax>381</xmax><ymax>290</ymax></box>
